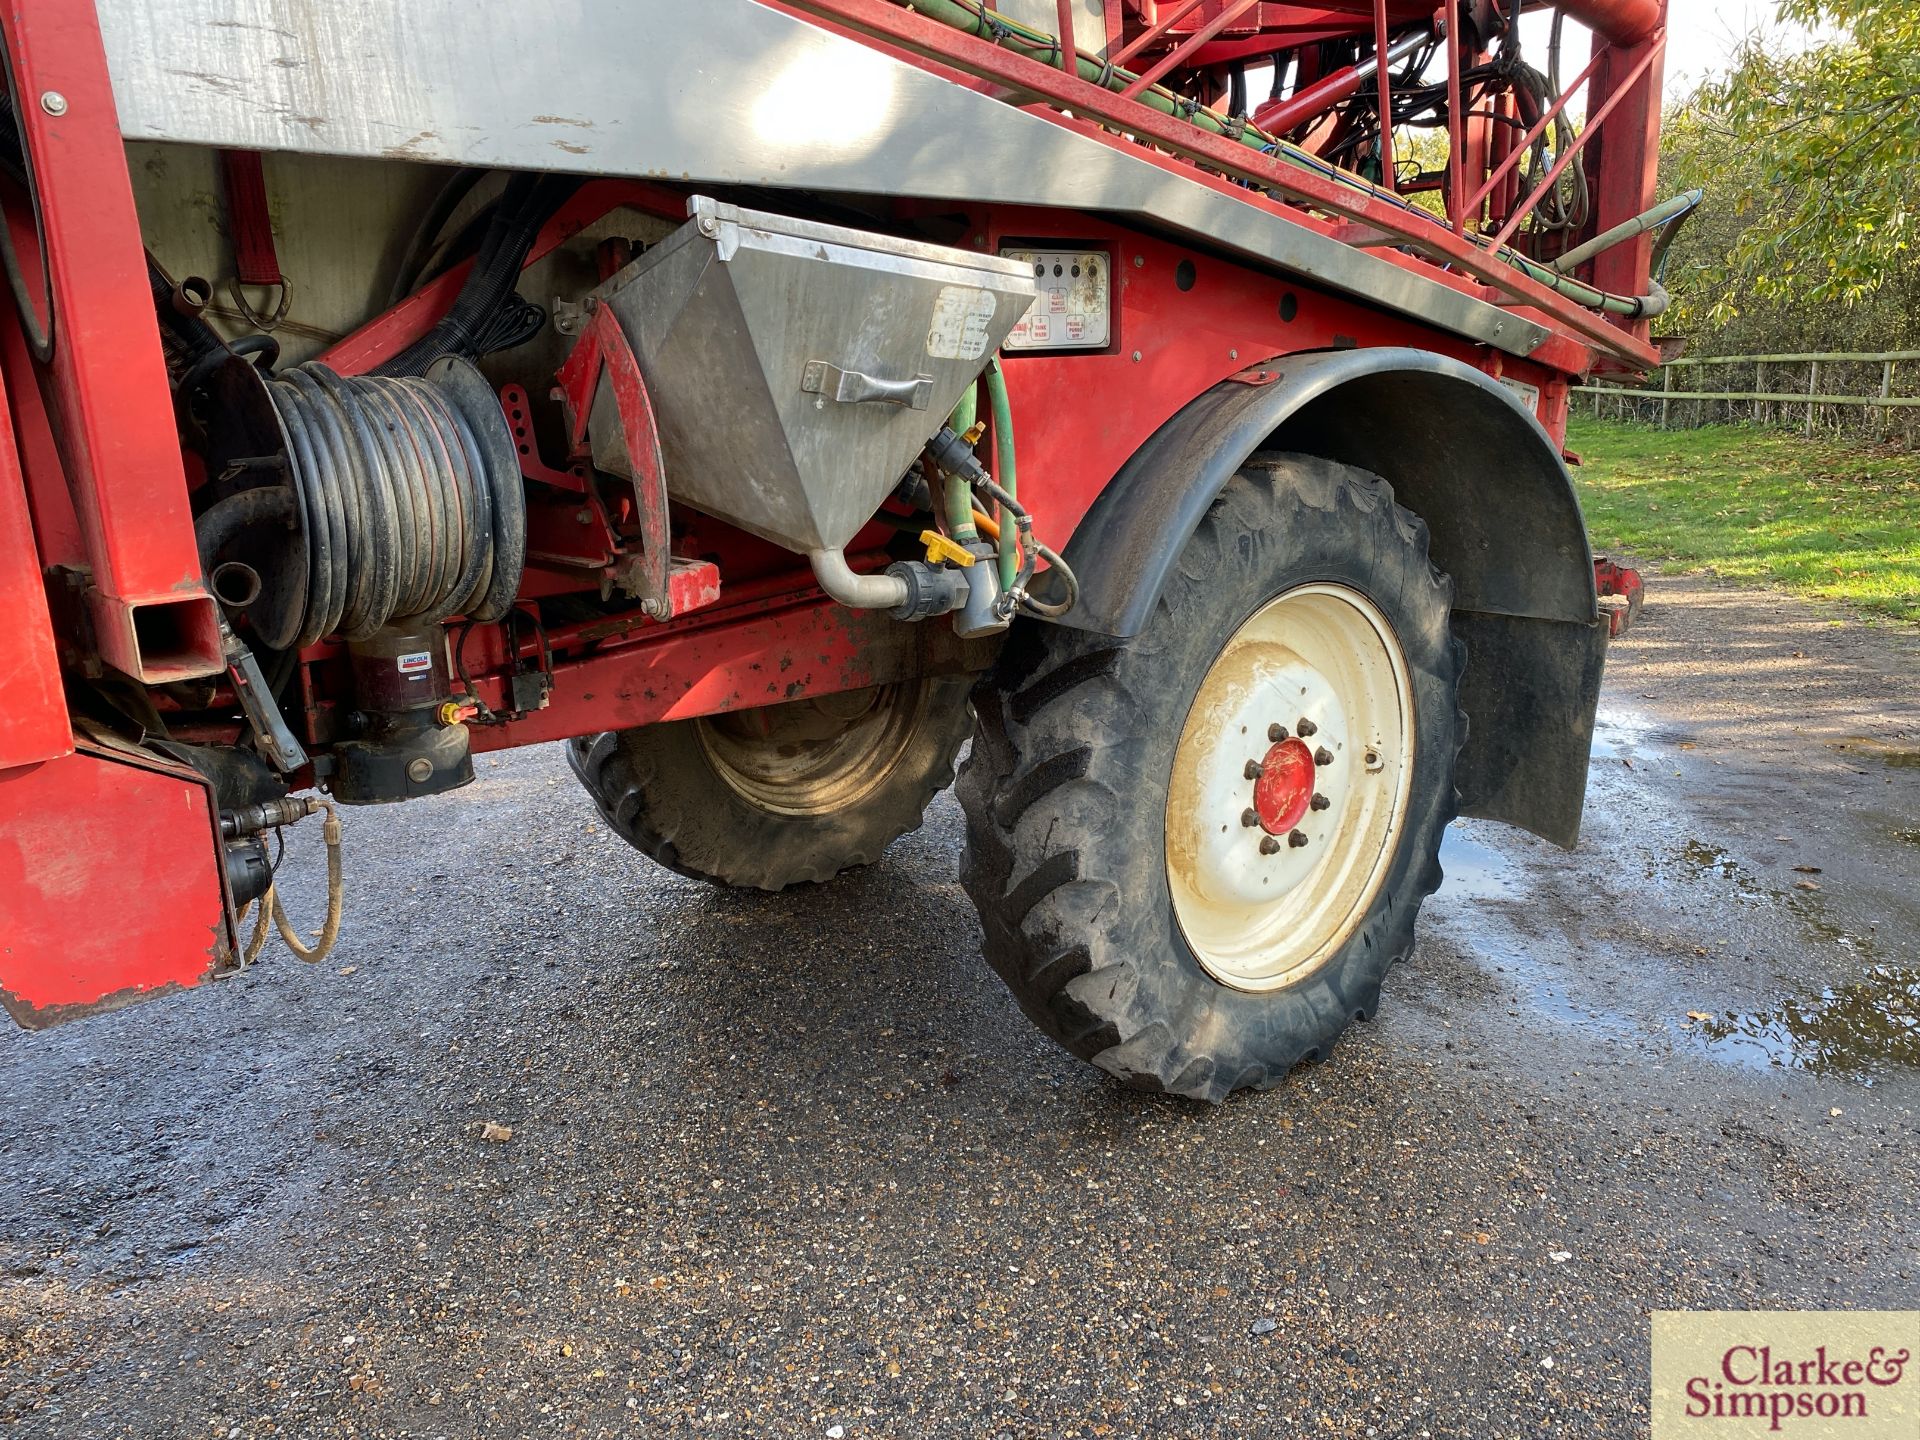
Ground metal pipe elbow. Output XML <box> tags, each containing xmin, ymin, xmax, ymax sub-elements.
<box><xmin>808</xmin><ymin>547</ymin><xmax>910</xmax><ymax>610</ymax></box>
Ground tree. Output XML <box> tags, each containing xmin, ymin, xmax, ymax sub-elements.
<box><xmin>1688</xmin><ymin>0</ymin><xmax>1917</xmax><ymax>321</ymax></box>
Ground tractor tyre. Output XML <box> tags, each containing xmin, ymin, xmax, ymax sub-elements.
<box><xmin>569</xmin><ymin>676</ymin><xmax>975</xmax><ymax>891</ymax></box>
<box><xmin>957</xmin><ymin>454</ymin><xmax>1465</xmax><ymax>1101</ymax></box>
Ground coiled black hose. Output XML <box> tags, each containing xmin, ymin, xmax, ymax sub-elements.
<box><xmin>264</xmin><ymin>358</ymin><xmax>524</xmax><ymax>647</ymax></box>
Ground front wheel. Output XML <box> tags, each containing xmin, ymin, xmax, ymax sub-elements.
<box><xmin>958</xmin><ymin>454</ymin><xmax>1465</xmax><ymax>1101</ymax></box>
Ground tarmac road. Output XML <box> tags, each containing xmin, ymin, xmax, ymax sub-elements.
<box><xmin>2</xmin><ymin>574</ymin><xmax>1917</xmax><ymax>1439</ymax></box>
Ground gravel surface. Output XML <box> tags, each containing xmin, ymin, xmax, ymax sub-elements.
<box><xmin>2</xmin><ymin>574</ymin><xmax>1916</xmax><ymax>1438</ymax></box>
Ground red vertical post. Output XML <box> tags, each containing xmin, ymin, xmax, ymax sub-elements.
<box><xmin>1582</xmin><ymin>10</ymin><xmax>1668</xmax><ymax>331</ymax></box>
<box><xmin>1442</xmin><ymin>6</ymin><xmax>1465</xmax><ymax>232</ymax></box>
<box><xmin>0</xmin><ymin>0</ymin><xmax>222</xmax><ymax>684</ymax></box>
<box><xmin>1053</xmin><ymin>0</ymin><xmax>1081</xmax><ymax>74</ymax></box>
<box><xmin>1486</xmin><ymin>87</ymin><xmax>1515</xmax><ymax>228</ymax></box>
<box><xmin>1371</xmin><ymin>0</ymin><xmax>1395</xmax><ymax>192</ymax></box>
<box><xmin>0</xmin><ymin>371</ymin><xmax>70</xmax><ymax>771</ymax></box>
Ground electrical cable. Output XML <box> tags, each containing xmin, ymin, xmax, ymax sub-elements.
<box><xmin>387</xmin><ymin>166</ymin><xmax>487</xmax><ymax>307</ymax></box>
<box><xmin>375</xmin><ymin>173</ymin><xmax>577</xmax><ymax>377</ymax></box>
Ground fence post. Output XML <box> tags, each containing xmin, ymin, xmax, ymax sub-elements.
<box><xmin>1880</xmin><ymin>359</ymin><xmax>1894</xmax><ymax>440</ymax></box>
<box><xmin>1805</xmin><ymin>360</ymin><xmax>1819</xmax><ymax>438</ymax></box>
<box><xmin>1758</xmin><ymin>360</ymin><xmax>1767</xmax><ymax>428</ymax></box>
<box><xmin>1660</xmin><ymin>364</ymin><xmax>1671</xmax><ymax>428</ymax></box>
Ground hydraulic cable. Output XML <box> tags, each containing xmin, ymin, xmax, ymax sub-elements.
<box><xmin>376</xmin><ymin>173</ymin><xmax>578</xmax><ymax>377</ymax></box>
<box><xmin>234</xmin><ymin>798</ymin><xmax>346</xmax><ymax>967</ymax></box>
<box><xmin>387</xmin><ymin>165</ymin><xmax>487</xmax><ymax>307</ymax></box>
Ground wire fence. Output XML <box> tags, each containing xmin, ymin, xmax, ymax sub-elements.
<box><xmin>1581</xmin><ymin>350</ymin><xmax>1920</xmax><ymax>447</ymax></box>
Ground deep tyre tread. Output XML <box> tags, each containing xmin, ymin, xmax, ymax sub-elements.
<box><xmin>570</xmin><ymin>676</ymin><xmax>975</xmax><ymax>891</ymax></box>
<box><xmin>958</xmin><ymin>454</ymin><xmax>1467</xmax><ymax>1101</ymax></box>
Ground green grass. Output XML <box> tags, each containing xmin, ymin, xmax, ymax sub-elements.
<box><xmin>1568</xmin><ymin>418</ymin><xmax>1920</xmax><ymax>623</ymax></box>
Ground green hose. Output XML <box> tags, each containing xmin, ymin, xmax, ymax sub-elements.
<box><xmin>983</xmin><ymin>357</ymin><xmax>1017</xmax><ymax>590</ymax></box>
<box><xmin>944</xmin><ymin>385</ymin><xmax>981</xmax><ymax>543</ymax></box>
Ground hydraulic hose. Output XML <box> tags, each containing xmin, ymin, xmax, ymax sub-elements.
<box><xmin>983</xmin><ymin>357</ymin><xmax>1018</xmax><ymax>591</ymax></box>
<box><xmin>942</xmin><ymin>386</ymin><xmax>981</xmax><ymax>543</ymax></box>
<box><xmin>259</xmin><ymin>358</ymin><xmax>525</xmax><ymax>648</ymax></box>
<box><xmin>195</xmin><ymin>484</ymin><xmax>295</xmax><ymax>573</ymax></box>
<box><xmin>972</xmin><ymin>475</ymin><xmax>1078</xmax><ymax>620</ymax></box>
<box><xmin>1551</xmin><ymin>190</ymin><xmax>1702</xmax><ymax>274</ymax></box>
<box><xmin>376</xmin><ymin>173</ymin><xmax>576</xmax><ymax>377</ymax></box>
<box><xmin>238</xmin><ymin>800</ymin><xmax>345</xmax><ymax>966</ymax></box>
<box><xmin>387</xmin><ymin>166</ymin><xmax>488</xmax><ymax>307</ymax></box>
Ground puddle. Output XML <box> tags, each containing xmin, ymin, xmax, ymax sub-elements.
<box><xmin>1588</xmin><ymin>705</ymin><xmax>1702</xmax><ymax>766</ymax></box>
<box><xmin>1588</xmin><ymin>707</ymin><xmax>1658</xmax><ymax>764</ymax></box>
<box><xmin>1660</xmin><ymin>840</ymin><xmax>1776</xmax><ymax>903</ymax></box>
<box><xmin>1433</xmin><ymin>822</ymin><xmax>1919</xmax><ymax>1075</ymax></box>
<box><xmin>1687</xmin><ymin>967</ymin><xmax>1920</xmax><ymax>1075</ymax></box>
<box><xmin>1438</xmin><ymin>830</ymin><xmax>1516</xmax><ymax>900</ymax></box>
<box><xmin>1825</xmin><ymin>737</ymin><xmax>1920</xmax><ymax>769</ymax></box>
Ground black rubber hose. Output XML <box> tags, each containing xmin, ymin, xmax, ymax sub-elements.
<box><xmin>375</xmin><ymin>173</ymin><xmax>576</xmax><ymax>377</ymax></box>
<box><xmin>177</xmin><ymin>333</ymin><xmax>281</xmax><ymax>397</ymax></box>
<box><xmin>194</xmin><ymin>485</ymin><xmax>295</xmax><ymax>573</ymax></box>
<box><xmin>260</xmin><ymin>360</ymin><xmax>520</xmax><ymax>646</ymax></box>
<box><xmin>387</xmin><ymin>166</ymin><xmax>486</xmax><ymax>308</ymax></box>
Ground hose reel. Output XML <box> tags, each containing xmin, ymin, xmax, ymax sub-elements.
<box><xmin>194</xmin><ymin>353</ymin><xmax>524</xmax><ymax>652</ymax></box>
<box><xmin>191</xmin><ymin>353</ymin><xmax>526</xmax><ymax>801</ymax></box>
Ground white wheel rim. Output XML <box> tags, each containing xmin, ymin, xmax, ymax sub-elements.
<box><xmin>1165</xmin><ymin>583</ymin><xmax>1415</xmax><ymax>992</ymax></box>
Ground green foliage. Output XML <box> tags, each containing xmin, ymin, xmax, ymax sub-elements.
<box><xmin>1569</xmin><ymin>417</ymin><xmax>1920</xmax><ymax>621</ymax></box>
<box><xmin>1663</xmin><ymin>0</ymin><xmax>1918</xmax><ymax>341</ymax></box>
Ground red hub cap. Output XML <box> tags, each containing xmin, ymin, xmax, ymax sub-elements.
<box><xmin>1253</xmin><ymin>737</ymin><xmax>1315</xmax><ymax>834</ymax></box>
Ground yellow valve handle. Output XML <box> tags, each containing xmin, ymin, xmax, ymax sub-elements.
<box><xmin>920</xmin><ymin>530</ymin><xmax>976</xmax><ymax>567</ymax></box>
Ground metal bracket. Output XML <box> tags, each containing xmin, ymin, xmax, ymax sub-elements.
<box><xmin>801</xmin><ymin>360</ymin><xmax>934</xmax><ymax>411</ymax></box>
<box><xmin>554</xmin><ymin>303</ymin><xmax>671</xmax><ymax>616</ymax></box>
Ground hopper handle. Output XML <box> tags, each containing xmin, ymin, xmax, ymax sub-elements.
<box><xmin>801</xmin><ymin>360</ymin><xmax>934</xmax><ymax>411</ymax></box>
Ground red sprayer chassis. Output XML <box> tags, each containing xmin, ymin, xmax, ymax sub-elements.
<box><xmin>0</xmin><ymin>0</ymin><xmax>1673</xmax><ymax>1097</ymax></box>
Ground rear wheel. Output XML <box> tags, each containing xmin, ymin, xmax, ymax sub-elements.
<box><xmin>570</xmin><ymin>676</ymin><xmax>974</xmax><ymax>890</ymax></box>
<box><xmin>958</xmin><ymin>454</ymin><xmax>1464</xmax><ymax>1101</ymax></box>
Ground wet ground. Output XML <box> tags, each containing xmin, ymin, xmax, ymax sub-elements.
<box><xmin>2</xmin><ymin>574</ymin><xmax>1917</xmax><ymax>1438</ymax></box>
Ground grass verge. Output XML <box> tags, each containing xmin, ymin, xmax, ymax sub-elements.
<box><xmin>1568</xmin><ymin>418</ymin><xmax>1920</xmax><ymax>622</ymax></box>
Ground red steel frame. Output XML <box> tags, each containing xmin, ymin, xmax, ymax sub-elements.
<box><xmin>0</xmin><ymin>0</ymin><xmax>222</xmax><ymax>684</ymax></box>
<box><xmin>1</xmin><ymin>0</ymin><xmax>1666</xmax><ymax>1022</ymax></box>
<box><xmin>784</xmin><ymin>0</ymin><xmax>1664</xmax><ymax>371</ymax></box>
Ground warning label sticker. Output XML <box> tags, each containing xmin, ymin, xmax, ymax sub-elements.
<box><xmin>927</xmin><ymin>286</ymin><xmax>997</xmax><ymax>361</ymax></box>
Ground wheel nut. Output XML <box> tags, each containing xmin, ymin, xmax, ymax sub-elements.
<box><xmin>1244</xmin><ymin>759</ymin><xmax>1264</xmax><ymax>780</ymax></box>
<box><xmin>1288</xmin><ymin>829</ymin><xmax>1309</xmax><ymax>848</ymax></box>
<box><xmin>1310</xmin><ymin>792</ymin><xmax>1330</xmax><ymax>811</ymax></box>
<box><xmin>1259</xmin><ymin>835</ymin><xmax>1281</xmax><ymax>855</ymax></box>
<box><xmin>1295</xmin><ymin>717</ymin><xmax>1318</xmax><ymax>737</ymax></box>
<box><xmin>1267</xmin><ymin>723</ymin><xmax>1288</xmax><ymax>742</ymax></box>
<box><xmin>1314</xmin><ymin>746</ymin><xmax>1335</xmax><ymax>767</ymax></box>
<box><xmin>1241</xmin><ymin>807</ymin><xmax>1261</xmax><ymax>828</ymax></box>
